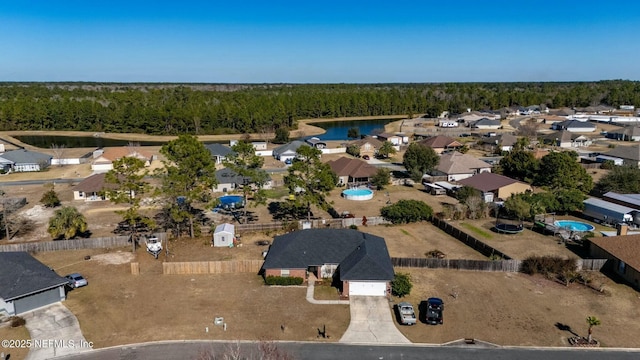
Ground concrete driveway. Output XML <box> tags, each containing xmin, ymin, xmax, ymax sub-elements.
<box><xmin>22</xmin><ymin>303</ymin><xmax>92</xmax><ymax>360</ymax></box>
<box><xmin>340</xmin><ymin>296</ymin><xmax>410</xmax><ymax>344</ymax></box>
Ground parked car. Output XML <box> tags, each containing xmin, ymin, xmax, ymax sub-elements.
<box><xmin>396</xmin><ymin>302</ymin><xmax>417</xmax><ymax>325</ymax></box>
<box><xmin>284</xmin><ymin>158</ymin><xmax>293</xmax><ymax>165</ymax></box>
<box><xmin>362</xmin><ymin>155</ymin><xmax>370</xmax><ymax>160</ymax></box>
<box><xmin>425</xmin><ymin>297</ymin><xmax>444</xmax><ymax>325</ymax></box>
<box><xmin>65</xmin><ymin>273</ymin><xmax>88</xmax><ymax>288</ymax></box>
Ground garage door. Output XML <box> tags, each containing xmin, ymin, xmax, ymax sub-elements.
<box><xmin>14</xmin><ymin>287</ymin><xmax>62</xmax><ymax>315</ymax></box>
<box><xmin>349</xmin><ymin>281</ymin><xmax>387</xmax><ymax>296</ymax></box>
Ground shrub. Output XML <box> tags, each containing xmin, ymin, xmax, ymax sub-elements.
<box><xmin>349</xmin><ymin>224</ymin><xmax>358</xmax><ymax>230</ymax></box>
<box><xmin>391</xmin><ymin>272</ymin><xmax>413</xmax><ymax>297</ymax></box>
<box><xmin>380</xmin><ymin>199</ymin><xmax>433</xmax><ymax>224</ymax></box>
<box><xmin>40</xmin><ymin>189</ymin><xmax>61</xmax><ymax>208</ymax></box>
<box><xmin>10</xmin><ymin>316</ymin><xmax>26</xmax><ymax>327</ymax></box>
<box><xmin>520</xmin><ymin>256</ymin><xmax>577</xmax><ymax>277</ymax></box>
<box><xmin>265</xmin><ymin>276</ymin><xmax>304</xmax><ymax>286</ymax></box>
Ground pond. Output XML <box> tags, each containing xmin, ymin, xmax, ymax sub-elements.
<box><xmin>12</xmin><ymin>118</ymin><xmax>398</xmax><ymax>148</ymax></box>
<box><xmin>308</xmin><ymin>119</ymin><xmax>394</xmax><ymax>141</ymax></box>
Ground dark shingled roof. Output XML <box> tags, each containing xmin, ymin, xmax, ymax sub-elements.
<box><xmin>205</xmin><ymin>143</ymin><xmax>234</xmax><ymax>157</ymax></box>
<box><xmin>0</xmin><ymin>252</ymin><xmax>68</xmax><ymax>301</ymax></box>
<box><xmin>605</xmin><ymin>144</ymin><xmax>640</xmax><ymax>161</ymax></box>
<box><xmin>261</xmin><ymin>229</ymin><xmax>394</xmax><ymax>281</ymax></box>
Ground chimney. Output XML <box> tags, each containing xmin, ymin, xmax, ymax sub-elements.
<box><xmin>617</xmin><ymin>223</ymin><xmax>628</xmax><ymax>236</ymax></box>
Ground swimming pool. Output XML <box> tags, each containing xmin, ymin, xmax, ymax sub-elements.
<box><xmin>217</xmin><ymin>195</ymin><xmax>245</xmax><ymax>209</ymax></box>
<box><xmin>342</xmin><ymin>188</ymin><xmax>374</xmax><ymax>201</ymax></box>
<box><xmin>554</xmin><ymin>220</ymin><xmax>595</xmax><ymax>232</ymax></box>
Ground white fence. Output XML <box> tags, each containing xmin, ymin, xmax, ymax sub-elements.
<box><xmin>321</xmin><ymin>147</ymin><xmax>346</xmax><ymax>154</ymax></box>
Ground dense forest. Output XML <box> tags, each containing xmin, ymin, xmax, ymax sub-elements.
<box><xmin>0</xmin><ymin>81</ymin><xmax>639</xmax><ymax>135</ymax></box>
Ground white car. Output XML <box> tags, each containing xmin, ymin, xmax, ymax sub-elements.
<box><xmin>65</xmin><ymin>273</ymin><xmax>88</xmax><ymax>288</ymax></box>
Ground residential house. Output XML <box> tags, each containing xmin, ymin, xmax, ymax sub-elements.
<box><xmin>418</xmin><ymin>135</ymin><xmax>462</xmax><ymax>154</ymax></box>
<box><xmin>432</xmin><ymin>152</ymin><xmax>492</xmax><ymax>182</ymax></box>
<box><xmin>91</xmin><ymin>147</ymin><xmax>154</xmax><ymax>172</ymax></box>
<box><xmin>327</xmin><ymin>157</ymin><xmax>378</xmax><ymax>186</ymax></box>
<box><xmin>542</xmin><ymin>131</ymin><xmax>592</xmax><ymax>148</ymax></box>
<box><xmin>541</xmin><ymin>115</ymin><xmax>569</xmax><ymax>126</ymax></box>
<box><xmin>588</xmin><ymin>235</ymin><xmax>640</xmax><ymax>290</ymax></box>
<box><xmin>213</xmin><ymin>168</ymin><xmax>272</xmax><ymax>193</ymax></box>
<box><xmin>551</xmin><ymin>120</ymin><xmax>597</xmax><ymax>133</ymax></box>
<box><xmin>480</xmin><ymin>133</ymin><xmax>518</xmax><ymax>152</ymax></box>
<box><xmin>261</xmin><ymin>228</ymin><xmax>394</xmax><ymax>297</ymax></box>
<box><xmin>273</xmin><ymin>141</ymin><xmax>309</xmax><ymax>163</ymax></box>
<box><xmin>72</xmin><ymin>173</ymin><xmax>115</xmax><ymax>201</ymax></box>
<box><xmin>603</xmin><ymin>144</ymin><xmax>640</xmax><ymax>167</ymax></box>
<box><xmin>457</xmin><ymin>172</ymin><xmax>532</xmax><ymax>202</ymax></box>
<box><xmin>205</xmin><ymin>143</ymin><xmax>235</xmax><ymax>165</ymax></box>
<box><xmin>376</xmin><ymin>133</ymin><xmax>407</xmax><ymax>146</ymax></box>
<box><xmin>347</xmin><ymin>137</ymin><xmax>383</xmax><ymax>159</ymax></box>
<box><xmin>213</xmin><ymin>223</ymin><xmax>235</xmax><ymax>247</ymax></box>
<box><xmin>0</xmin><ymin>149</ymin><xmax>52</xmax><ymax>172</ymax></box>
<box><xmin>454</xmin><ymin>111</ymin><xmax>501</xmax><ymax>123</ymax></box>
<box><xmin>306</xmin><ymin>137</ymin><xmax>327</xmax><ymax>149</ymax></box>
<box><xmin>606</xmin><ymin>126</ymin><xmax>640</xmax><ymax>142</ymax></box>
<box><xmin>0</xmin><ymin>252</ymin><xmax>68</xmax><ymax>315</ymax></box>
<box><xmin>471</xmin><ymin>118</ymin><xmax>502</xmax><ymax>129</ymax></box>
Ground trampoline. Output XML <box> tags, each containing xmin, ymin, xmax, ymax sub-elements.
<box><xmin>494</xmin><ymin>223</ymin><xmax>524</xmax><ymax>234</ymax></box>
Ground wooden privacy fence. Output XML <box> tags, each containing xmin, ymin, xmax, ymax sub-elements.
<box><xmin>431</xmin><ymin>217</ymin><xmax>512</xmax><ymax>260</ymax></box>
<box><xmin>393</xmin><ymin>257</ymin><xmax>522</xmax><ymax>272</ymax></box>
<box><xmin>577</xmin><ymin>259</ymin><xmax>608</xmax><ymax>271</ymax></box>
<box><xmin>163</xmin><ymin>260</ymin><xmax>263</xmax><ymax>275</ymax></box>
<box><xmin>0</xmin><ymin>235</ymin><xmax>131</xmax><ymax>253</ymax></box>
<box><xmin>392</xmin><ymin>258</ymin><xmax>607</xmax><ymax>272</ymax></box>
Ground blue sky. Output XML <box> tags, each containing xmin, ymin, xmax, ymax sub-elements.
<box><xmin>1</xmin><ymin>1</ymin><xmax>639</xmax><ymax>83</ymax></box>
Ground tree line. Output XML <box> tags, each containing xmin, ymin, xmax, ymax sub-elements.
<box><xmin>0</xmin><ymin>81</ymin><xmax>639</xmax><ymax>135</ymax></box>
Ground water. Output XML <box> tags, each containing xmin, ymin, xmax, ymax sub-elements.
<box><xmin>12</xmin><ymin>135</ymin><xmax>166</xmax><ymax>148</ymax></box>
<box><xmin>343</xmin><ymin>189</ymin><xmax>373</xmax><ymax>196</ymax></box>
<box><xmin>306</xmin><ymin>119</ymin><xmax>395</xmax><ymax>141</ymax></box>
<box><xmin>554</xmin><ymin>220</ymin><xmax>595</xmax><ymax>232</ymax></box>
<box><xmin>12</xmin><ymin>119</ymin><xmax>397</xmax><ymax>148</ymax></box>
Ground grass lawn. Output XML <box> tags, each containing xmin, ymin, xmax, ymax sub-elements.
<box><xmin>0</xmin><ymin>323</ymin><xmax>30</xmax><ymax>360</ymax></box>
<box><xmin>460</xmin><ymin>222</ymin><xmax>493</xmax><ymax>239</ymax></box>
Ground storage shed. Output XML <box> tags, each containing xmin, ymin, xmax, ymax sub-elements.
<box><xmin>583</xmin><ymin>197</ymin><xmax>635</xmax><ymax>224</ymax></box>
<box><xmin>213</xmin><ymin>223</ymin><xmax>235</xmax><ymax>247</ymax></box>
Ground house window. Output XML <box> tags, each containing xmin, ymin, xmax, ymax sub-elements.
<box><xmin>618</xmin><ymin>261</ymin><xmax>626</xmax><ymax>274</ymax></box>
<box><xmin>78</xmin><ymin>191</ymin><xmax>84</xmax><ymax>198</ymax></box>
<box><xmin>281</xmin><ymin>269</ymin><xmax>290</xmax><ymax>277</ymax></box>
<box><xmin>221</xmin><ymin>236</ymin><xmax>226</xmax><ymax>243</ymax></box>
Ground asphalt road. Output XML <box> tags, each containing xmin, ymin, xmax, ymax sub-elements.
<box><xmin>54</xmin><ymin>341</ymin><xmax>640</xmax><ymax>360</ymax></box>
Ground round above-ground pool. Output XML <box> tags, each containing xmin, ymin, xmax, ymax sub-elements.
<box><xmin>342</xmin><ymin>188</ymin><xmax>374</xmax><ymax>201</ymax></box>
<box><xmin>217</xmin><ymin>195</ymin><xmax>245</xmax><ymax>209</ymax></box>
<box><xmin>554</xmin><ymin>220</ymin><xmax>595</xmax><ymax>232</ymax></box>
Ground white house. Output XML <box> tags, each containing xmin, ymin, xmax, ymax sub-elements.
<box><xmin>213</xmin><ymin>223</ymin><xmax>235</xmax><ymax>247</ymax></box>
<box><xmin>472</xmin><ymin>118</ymin><xmax>502</xmax><ymax>129</ymax></box>
<box><xmin>551</xmin><ymin>120</ymin><xmax>597</xmax><ymax>133</ymax></box>
<box><xmin>273</xmin><ymin>141</ymin><xmax>309</xmax><ymax>163</ymax></box>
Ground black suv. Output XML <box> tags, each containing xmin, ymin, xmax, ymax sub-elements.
<box><xmin>425</xmin><ymin>297</ymin><xmax>444</xmax><ymax>325</ymax></box>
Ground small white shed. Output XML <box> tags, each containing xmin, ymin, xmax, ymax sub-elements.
<box><xmin>213</xmin><ymin>223</ymin><xmax>235</xmax><ymax>247</ymax></box>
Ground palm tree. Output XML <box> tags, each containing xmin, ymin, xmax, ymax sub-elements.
<box><xmin>586</xmin><ymin>316</ymin><xmax>601</xmax><ymax>344</ymax></box>
<box><xmin>48</xmin><ymin>206</ymin><xmax>88</xmax><ymax>240</ymax></box>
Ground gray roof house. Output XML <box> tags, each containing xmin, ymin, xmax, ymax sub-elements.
<box><xmin>542</xmin><ymin>131</ymin><xmax>591</xmax><ymax>148</ymax></box>
<box><xmin>472</xmin><ymin>118</ymin><xmax>502</xmax><ymax>129</ymax></box>
<box><xmin>261</xmin><ymin>229</ymin><xmax>394</xmax><ymax>297</ymax></box>
<box><xmin>432</xmin><ymin>151</ymin><xmax>493</xmax><ymax>182</ymax></box>
<box><xmin>0</xmin><ymin>149</ymin><xmax>53</xmax><ymax>172</ymax></box>
<box><xmin>272</xmin><ymin>141</ymin><xmax>309</xmax><ymax>162</ymax></box>
<box><xmin>205</xmin><ymin>144</ymin><xmax>235</xmax><ymax>164</ymax></box>
<box><xmin>604</xmin><ymin>144</ymin><xmax>640</xmax><ymax>167</ymax></box>
<box><xmin>213</xmin><ymin>168</ymin><xmax>272</xmax><ymax>193</ymax></box>
<box><xmin>0</xmin><ymin>252</ymin><xmax>68</xmax><ymax>315</ymax></box>
<box><xmin>551</xmin><ymin>120</ymin><xmax>597</xmax><ymax>133</ymax></box>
